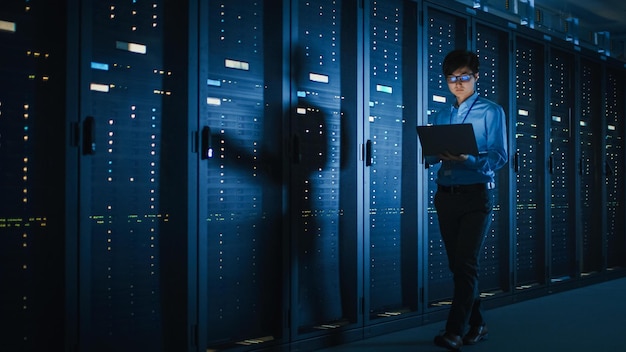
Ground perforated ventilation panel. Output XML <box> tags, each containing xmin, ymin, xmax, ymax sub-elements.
<box><xmin>579</xmin><ymin>59</ymin><xmax>603</xmax><ymax>274</ymax></box>
<box><xmin>548</xmin><ymin>49</ymin><xmax>576</xmax><ymax>282</ymax></box>
<box><xmin>82</xmin><ymin>1</ymin><xmax>166</xmax><ymax>350</ymax></box>
<box><xmin>367</xmin><ymin>0</ymin><xmax>418</xmax><ymax>319</ymax></box>
<box><xmin>291</xmin><ymin>0</ymin><xmax>345</xmax><ymax>332</ymax></box>
<box><xmin>0</xmin><ymin>2</ymin><xmax>66</xmax><ymax>350</ymax></box>
<box><xmin>604</xmin><ymin>68</ymin><xmax>626</xmax><ymax>269</ymax></box>
<box><xmin>426</xmin><ymin>8</ymin><xmax>466</xmax><ymax>303</ymax></box>
<box><xmin>475</xmin><ymin>23</ymin><xmax>509</xmax><ymax>294</ymax></box>
<box><xmin>514</xmin><ymin>37</ymin><xmax>546</xmax><ymax>288</ymax></box>
<box><xmin>202</xmin><ymin>0</ymin><xmax>284</xmax><ymax>347</ymax></box>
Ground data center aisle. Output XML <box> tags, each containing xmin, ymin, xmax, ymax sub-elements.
<box><xmin>318</xmin><ymin>277</ymin><xmax>626</xmax><ymax>352</ymax></box>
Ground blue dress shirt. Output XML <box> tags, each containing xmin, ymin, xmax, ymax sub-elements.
<box><xmin>425</xmin><ymin>92</ymin><xmax>508</xmax><ymax>186</ymax></box>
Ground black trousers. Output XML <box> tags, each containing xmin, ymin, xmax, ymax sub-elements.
<box><xmin>434</xmin><ymin>185</ymin><xmax>493</xmax><ymax>336</ymax></box>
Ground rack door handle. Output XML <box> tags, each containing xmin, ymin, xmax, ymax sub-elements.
<box><xmin>548</xmin><ymin>155</ymin><xmax>554</xmax><ymax>174</ymax></box>
<box><xmin>200</xmin><ymin>126</ymin><xmax>213</xmax><ymax>159</ymax></box>
<box><xmin>82</xmin><ymin>116</ymin><xmax>96</xmax><ymax>155</ymax></box>
<box><xmin>292</xmin><ymin>134</ymin><xmax>301</xmax><ymax>164</ymax></box>
<box><xmin>579</xmin><ymin>157</ymin><xmax>584</xmax><ymax>175</ymax></box>
<box><xmin>365</xmin><ymin>139</ymin><xmax>372</xmax><ymax>166</ymax></box>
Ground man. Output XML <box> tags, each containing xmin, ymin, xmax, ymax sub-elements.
<box><xmin>426</xmin><ymin>49</ymin><xmax>508</xmax><ymax>351</ymax></box>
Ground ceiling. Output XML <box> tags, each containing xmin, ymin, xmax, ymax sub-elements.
<box><xmin>536</xmin><ymin>0</ymin><xmax>626</xmax><ymax>39</ymax></box>
<box><xmin>456</xmin><ymin>0</ymin><xmax>626</xmax><ymax>59</ymax></box>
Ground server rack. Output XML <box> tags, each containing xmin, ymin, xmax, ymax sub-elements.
<box><xmin>512</xmin><ymin>35</ymin><xmax>547</xmax><ymax>290</ymax></box>
<box><xmin>578</xmin><ymin>58</ymin><xmax>604</xmax><ymax>276</ymax></box>
<box><xmin>198</xmin><ymin>0</ymin><xmax>286</xmax><ymax>349</ymax></box>
<box><xmin>423</xmin><ymin>3</ymin><xmax>512</xmax><ymax>309</ymax></box>
<box><xmin>604</xmin><ymin>67</ymin><xmax>626</xmax><ymax>270</ymax></box>
<box><xmin>364</xmin><ymin>0</ymin><xmax>420</xmax><ymax>327</ymax></box>
<box><xmin>0</xmin><ymin>2</ymin><xmax>67</xmax><ymax>351</ymax></box>
<box><xmin>287</xmin><ymin>0</ymin><xmax>360</xmax><ymax>345</ymax></box>
<box><xmin>474</xmin><ymin>20</ymin><xmax>512</xmax><ymax>297</ymax></box>
<box><xmin>547</xmin><ymin>47</ymin><xmax>577</xmax><ymax>283</ymax></box>
<box><xmin>75</xmin><ymin>1</ymin><xmax>190</xmax><ymax>350</ymax></box>
<box><xmin>423</xmin><ymin>5</ymin><xmax>469</xmax><ymax>307</ymax></box>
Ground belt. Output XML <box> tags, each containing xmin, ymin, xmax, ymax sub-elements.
<box><xmin>437</xmin><ymin>182</ymin><xmax>495</xmax><ymax>194</ymax></box>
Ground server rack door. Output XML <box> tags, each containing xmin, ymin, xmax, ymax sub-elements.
<box><xmin>198</xmin><ymin>0</ymin><xmax>286</xmax><ymax>350</ymax></box>
<box><xmin>513</xmin><ymin>36</ymin><xmax>546</xmax><ymax>289</ymax></box>
<box><xmin>289</xmin><ymin>0</ymin><xmax>360</xmax><ymax>338</ymax></box>
<box><xmin>0</xmin><ymin>2</ymin><xmax>67</xmax><ymax>351</ymax></box>
<box><xmin>547</xmin><ymin>48</ymin><xmax>577</xmax><ymax>282</ymax></box>
<box><xmin>423</xmin><ymin>6</ymin><xmax>468</xmax><ymax>306</ymax></box>
<box><xmin>77</xmin><ymin>1</ymin><xmax>185</xmax><ymax>350</ymax></box>
<box><xmin>578</xmin><ymin>59</ymin><xmax>603</xmax><ymax>275</ymax></box>
<box><xmin>365</xmin><ymin>0</ymin><xmax>419</xmax><ymax>323</ymax></box>
<box><xmin>474</xmin><ymin>22</ymin><xmax>511</xmax><ymax>296</ymax></box>
<box><xmin>604</xmin><ymin>68</ymin><xmax>626</xmax><ymax>269</ymax></box>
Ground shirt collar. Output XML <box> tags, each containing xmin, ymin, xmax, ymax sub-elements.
<box><xmin>453</xmin><ymin>91</ymin><xmax>479</xmax><ymax>109</ymax></box>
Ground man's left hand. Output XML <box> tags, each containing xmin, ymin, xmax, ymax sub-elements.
<box><xmin>439</xmin><ymin>151</ymin><xmax>468</xmax><ymax>161</ymax></box>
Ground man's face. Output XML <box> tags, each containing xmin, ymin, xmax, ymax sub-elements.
<box><xmin>446</xmin><ymin>66</ymin><xmax>477</xmax><ymax>103</ymax></box>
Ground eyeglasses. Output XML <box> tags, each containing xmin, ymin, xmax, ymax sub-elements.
<box><xmin>446</xmin><ymin>73</ymin><xmax>474</xmax><ymax>83</ymax></box>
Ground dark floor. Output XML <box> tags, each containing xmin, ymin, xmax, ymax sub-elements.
<box><xmin>317</xmin><ymin>276</ymin><xmax>626</xmax><ymax>352</ymax></box>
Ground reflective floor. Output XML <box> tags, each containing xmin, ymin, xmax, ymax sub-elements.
<box><xmin>318</xmin><ymin>276</ymin><xmax>626</xmax><ymax>352</ymax></box>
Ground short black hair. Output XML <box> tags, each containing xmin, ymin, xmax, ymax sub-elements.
<box><xmin>442</xmin><ymin>49</ymin><xmax>479</xmax><ymax>76</ymax></box>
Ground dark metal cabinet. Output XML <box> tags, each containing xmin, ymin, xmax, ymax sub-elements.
<box><xmin>198</xmin><ymin>0</ymin><xmax>286</xmax><ymax>349</ymax></box>
<box><xmin>475</xmin><ymin>21</ymin><xmax>512</xmax><ymax>297</ymax></box>
<box><xmin>364</xmin><ymin>0</ymin><xmax>420</xmax><ymax>325</ymax></box>
<box><xmin>287</xmin><ymin>0</ymin><xmax>360</xmax><ymax>341</ymax></box>
<box><xmin>424</xmin><ymin>6</ymin><xmax>469</xmax><ymax>306</ymax></box>
<box><xmin>578</xmin><ymin>58</ymin><xmax>604</xmax><ymax>275</ymax></box>
<box><xmin>0</xmin><ymin>2</ymin><xmax>68</xmax><ymax>350</ymax></box>
<box><xmin>604</xmin><ymin>68</ymin><xmax>626</xmax><ymax>269</ymax></box>
<box><xmin>75</xmin><ymin>1</ymin><xmax>191</xmax><ymax>351</ymax></box>
<box><xmin>547</xmin><ymin>48</ymin><xmax>577</xmax><ymax>283</ymax></box>
<box><xmin>512</xmin><ymin>35</ymin><xmax>547</xmax><ymax>290</ymax></box>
